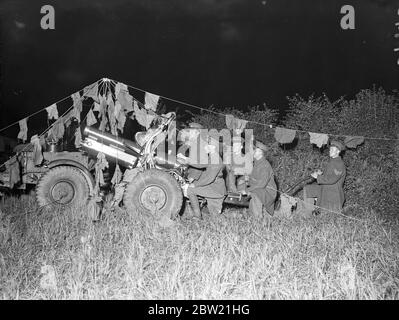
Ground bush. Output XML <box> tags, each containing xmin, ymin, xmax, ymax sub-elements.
<box><xmin>186</xmin><ymin>87</ymin><xmax>399</xmax><ymax>215</ymax></box>
<box><xmin>284</xmin><ymin>93</ymin><xmax>345</xmax><ymax>135</ymax></box>
<box><xmin>286</xmin><ymin>88</ymin><xmax>399</xmax><ymax>215</ymax></box>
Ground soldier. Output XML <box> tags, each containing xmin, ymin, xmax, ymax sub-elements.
<box><xmin>225</xmin><ymin>136</ymin><xmax>253</xmax><ymax>193</ymax></box>
<box><xmin>184</xmin><ymin>142</ymin><xmax>226</xmax><ymax>218</ymax></box>
<box><xmin>303</xmin><ymin>140</ymin><xmax>346</xmax><ymax>213</ymax></box>
<box><xmin>247</xmin><ymin>141</ymin><xmax>277</xmax><ymax>218</ymax></box>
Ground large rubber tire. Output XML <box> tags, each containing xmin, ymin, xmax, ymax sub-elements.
<box><xmin>123</xmin><ymin>169</ymin><xmax>183</xmax><ymax>219</ymax></box>
<box><xmin>36</xmin><ymin>166</ymin><xmax>90</xmax><ymax>210</ymax></box>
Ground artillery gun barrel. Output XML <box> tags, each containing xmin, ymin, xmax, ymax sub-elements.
<box><xmin>81</xmin><ymin>127</ymin><xmax>142</xmax><ymax>168</ymax></box>
<box><xmin>83</xmin><ymin>127</ymin><xmax>142</xmax><ymax>155</ymax></box>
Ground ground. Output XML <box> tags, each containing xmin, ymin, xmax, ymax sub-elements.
<box><xmin>0</xmin><ymin>193</ymin><xmax>398</xmax><ymax>300</ymax></box>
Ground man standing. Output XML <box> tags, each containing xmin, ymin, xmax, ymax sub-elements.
<box><xmin>247</xmin><ymin>141</ymin><xmax>277</xmax><ymax>218</ymax></box>
<box><xmin>184</xmin><ymin>142</ymin><xmax>226</xmax><ymax>218</ymax></box>
<box><xmin>303</xmin><ymin>140</ymin><xmax>346</xmax><ymax>213</ymax></box>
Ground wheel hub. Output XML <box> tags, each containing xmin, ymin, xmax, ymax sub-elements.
<box><xmin>140</xmin><ymin>185</ymin><xmax>167</xmax><ymax>212</ymax></box>
<box><xmin>50</xmin><ymin>181</ymin><xmax>75</xmax><ymax>205</ymax></box>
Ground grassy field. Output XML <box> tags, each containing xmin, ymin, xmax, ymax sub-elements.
<box><xmin>0</xmin><ymin>193</ymin><xmax>398</xmax><ymax>300</ymax></box>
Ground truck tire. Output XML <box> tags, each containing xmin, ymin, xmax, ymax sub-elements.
<box><xmin>36</xmin><ymin>166</ymin><xmax>90</xmax><ymax>210</ymax></box>
<box><xmin>123</xmin><ymin>169</ymin><xmax>183</xmax><ymax>219</ymax></box>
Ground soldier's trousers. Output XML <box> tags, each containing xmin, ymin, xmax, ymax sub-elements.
<box><xmin>249</xmin><ymin>193</ymin><xmax>275</xmax><ymax>218</ymax></box>
<box><xmin>226</xmin><ymin>171</ymin><xmax>247</xmax><ymax>193</ymax></box>
<box><xmin>187</xmin><ymin>185</ymin><xmax>225</xmax><ymax>216</ymax></box>
<box><xmin>303</xmin><ymin>184</ymin><xmax>343</xmax><ymax>213</ymax></box>
<box><xmin>303</xmin><ymin>184</ymin><xmax>321</xmax><ymax>201</ymax></box>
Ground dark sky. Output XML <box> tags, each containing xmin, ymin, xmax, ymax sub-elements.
<box><xmin>0</xmin><ymin>0</ymin><xmax>398</xmax><ymax>131</ymax></box>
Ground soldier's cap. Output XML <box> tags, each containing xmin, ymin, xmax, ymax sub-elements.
<box><xmin>330</xmin><ymin>140</ymin><xmax>345</xmax><ymax>152</ymax></box>
<box><xmin>254</xmin><ymin>140</ymin><xmax>268</xmax><ymax>151</ymax></box>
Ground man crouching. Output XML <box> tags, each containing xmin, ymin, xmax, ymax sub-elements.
<box><xmin>180</xmin><ymin>141</ymin><xmax>226</xmax><ymax>218</ymax></box>
<box><xmin>303</xmin><ymin>140</ymin><xmax>346</xmax><ymax>214</ymax></box>
<box><xmin>247</xmin><ymin>141</ymin><xmax>277</xmax><ymax>218</ymax></box>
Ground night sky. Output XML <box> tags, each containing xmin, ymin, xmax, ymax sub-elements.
<box><xmin>0</xmin><ymin>0</ymin><xmax>398</xmax><ymax>133</ymax></box>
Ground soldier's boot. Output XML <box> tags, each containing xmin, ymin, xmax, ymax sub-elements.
<box><xmin>187</xmin><ymin>194</ymin><xmax>202</xmax><ymax>219</ymax></box>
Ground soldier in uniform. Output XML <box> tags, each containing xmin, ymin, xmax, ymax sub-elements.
<box><xmin>303</xmin><ymin>140</ymin><xmax>346</xmax><ymax>213</ymax></box>
<box><xmin>247</xmin><ymin>141</ymin><xmax>277</xmax><ymax>218</ymax></box>
<box><xmin>184</xmin><ymin>141</ymin><xmax>226</xmax><ymax>218</ymax></box>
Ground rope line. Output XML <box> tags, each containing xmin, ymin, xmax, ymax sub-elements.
<box><xmin>1</xmin><ymin>77</ymin><xmax>397</xmax><ymax>141</ymax></box>
<box><xmin>107</xmin><ymin>78</ymin><xmax>399</xmax><ymax>142</ymax></box>
<box><xmin>0</xmin><ymin>78</ymin><xmax>103</xmax><ymax>135</ymax></box>
<box><xmin>264</xmin><ymin>185</ymin><xmax>366</xmax><ymax>223</ymax></box>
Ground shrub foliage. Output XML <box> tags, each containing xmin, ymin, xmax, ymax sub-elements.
<box><xmin>192</xmin><ymin>87</ymin><xmax>399</xmax><ymax>215</ymax></box>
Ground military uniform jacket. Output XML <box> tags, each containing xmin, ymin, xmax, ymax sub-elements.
<box><xmin>248</xmin><ymin>157</ymin><xmax>277</xmax><ymax>205</ymax></box>
<box><xmin>190</xmin><ymin>154</ymin><xmax>226</xmax><ymax>198</ymax></box>
<box><xmin>317</xmin><ymin>156</ymin><xmax>346</xmax><ymax>210</ymax></box>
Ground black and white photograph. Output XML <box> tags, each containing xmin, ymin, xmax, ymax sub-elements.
<box><xmin>0</xmin><ymin>0</ymin><xmax>398</xmax><ymax>303</ymax></box>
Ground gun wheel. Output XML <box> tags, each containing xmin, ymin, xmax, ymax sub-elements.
<box><xmin>123</xmin><ymin>169</ymin><xmax>183</xmax><ymax>219</ymax></box>
<box><xmin>36</xmin><ymin>166</ymin><xmax>90</xmax><ymax>210</ymax></box>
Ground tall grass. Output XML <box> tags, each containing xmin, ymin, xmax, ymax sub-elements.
<box><xmin>1</xmin><ymin>194</ymin><xmax>398</xmax><ymax>300</ymax></box>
